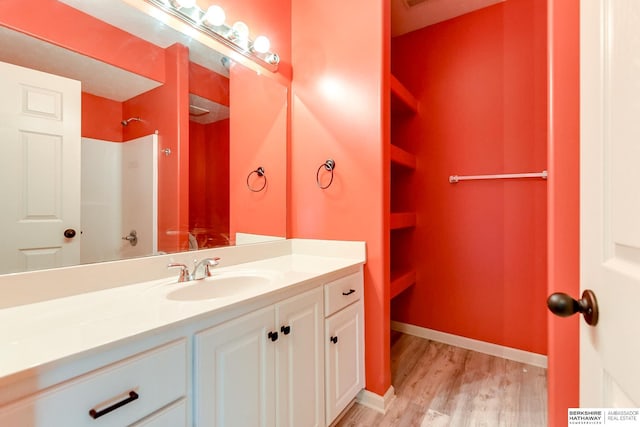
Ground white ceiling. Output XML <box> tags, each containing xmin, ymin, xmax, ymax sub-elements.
<box><xmin>0</xmin><ymin>26</ymin><xmax>161</xmax><ymax>102</ymax></box>
<box><xmin>189</xmin><ymin>93</ymin><xmax>230</xmax><ymax>125</ymax></box>
<box><xmin>391</xmin><ymin>0</ymin><xmax>506</xmax><ymax>37</ymax></box>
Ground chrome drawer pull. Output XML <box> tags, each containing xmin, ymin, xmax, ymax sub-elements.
<box><xmin>89</xmin><ymin>390</ymin><xmax>139</xmax><ymax>419</ymax></box>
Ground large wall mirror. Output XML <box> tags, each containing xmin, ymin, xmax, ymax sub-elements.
<box><xmin>0</xmin><ymin>0</ymin><xmax>288</xmax><ymax>275</ymax></box>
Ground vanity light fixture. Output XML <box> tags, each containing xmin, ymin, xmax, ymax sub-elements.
<box><xmin>146</xmin><ymin>0</ymin><xmax>280</xmax><ymax>71</ymax></box>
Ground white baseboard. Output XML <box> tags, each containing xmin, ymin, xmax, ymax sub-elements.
<box><xmin>391</xmin><ymin>321</ymin><xmax>548</xmax><ymax>369</ymax></box>
<box><xmin>356</xmin><ymin>385</ymin><xmax>395</xmax><ymax>414</ymax></box>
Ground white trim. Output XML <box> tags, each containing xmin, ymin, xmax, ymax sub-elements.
<box><xmin>355</xmin><ymin>385</ymin><xmax>395</xmax><ymax>414</ymax></box>
<box><xmin>391</xmin><ymin>321</ymin><xmax>548</xmax><ymax>369</ymax></box>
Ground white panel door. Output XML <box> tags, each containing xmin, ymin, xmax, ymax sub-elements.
<box><xmin>275</xmin><ymin>287</ymin><xmax>325</xmax><ymax>427</ymax></box>
<box><xmin>194</xmin><ymin>306</ymin><xmax>276</xmax><ymax>427</ymax></box>
<box><xmin>580</xmin><ymin>0</ymin><xmax>640</xmax><ymax>406</ymax></box>
<box><xmin>0</xmin><ymin>61</ymin><xmax>81</xmax><ymax>274</ymax></box>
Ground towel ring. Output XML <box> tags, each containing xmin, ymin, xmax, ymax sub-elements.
<box><xmin>247</xmin><ymin>167</ymin><xmax>267</xmax><ymax>192</ymax></box>
<box><xmin>316</xmin><ymin>159</ymin><xmax>336</xmax><ymax>189</ymax></box>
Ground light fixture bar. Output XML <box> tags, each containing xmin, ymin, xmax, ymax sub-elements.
<box><xmin>144</xmin><ymin>0</ymin><xmax>279</xmax><ymax>72</ymax></box>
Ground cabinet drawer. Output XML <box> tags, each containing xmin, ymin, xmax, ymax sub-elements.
<box><xmin>0</xmin><ymin>339</ymin><xmax>187</xmax><ymax>427</ymax></box>
<box><xmin>324</xmin><ymin>271</ymin><xmax>363</xmax><ymax>317</ymax></box>
<box><xmin>130</xmin><ymin>398</ymin><xmax>187</xmax><ymax>427</ymax></box>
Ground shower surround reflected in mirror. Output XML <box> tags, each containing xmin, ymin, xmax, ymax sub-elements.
<box><xmin>0</xmin><ymin>0</ymin><xmax>288</xmax><ymax>275</ymax></box>
<box><xmin>81</xmin><ymin>134</ymin><xmax>158</xmax><ymax>265</ymax></box>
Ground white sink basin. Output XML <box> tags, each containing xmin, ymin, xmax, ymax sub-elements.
<box><xmin>166</xmin><ymin>271</ymin><xmax>277</xmax><ymax>301</ymax></box>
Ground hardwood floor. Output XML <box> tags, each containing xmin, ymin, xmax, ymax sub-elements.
<box><xmin>336</xmin><ymin>333</ymin><xmax>547</xmax><ymax>427</ymax></box>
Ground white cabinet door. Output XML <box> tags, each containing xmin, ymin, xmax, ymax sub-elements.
<box><xmin>194</xmin><ymin>287</ymin><xmax>326</xmax><ymax>427</ymax></box>
<box><xmin>276</xmin><ymin>287</ymin><xmax>325</xmax><ymax>427</ymax></box>
<box><xmin>325</xmin><ymin>301</ymin><xmax>364</xmax><ymax>423</ymax></box>
<box><xmin>194</xmin><ymin>306</ymin><xmax>276</xmax><ymax>427</ymax></box>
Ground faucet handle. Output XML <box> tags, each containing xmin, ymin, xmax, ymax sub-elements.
<box><xmin>203</xmin><ymin>257</ymin><xmax>221</xmax><ymax>277</ymax></box>
<box><xmin>167</xmin><ymin>263</ymin><xmax>191</xmax><ymax>282</ymax></box>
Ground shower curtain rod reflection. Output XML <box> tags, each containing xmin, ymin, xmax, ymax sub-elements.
<box><xmin>449</xmin><ymin>170</ymin><xmax>548</xmax><ymax>183</ymax></box>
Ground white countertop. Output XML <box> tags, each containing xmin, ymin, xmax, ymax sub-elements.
<box><xmin>0</xmin><ymin>240</ymin><xmax>365</xmax><ymax>390</ymax></box>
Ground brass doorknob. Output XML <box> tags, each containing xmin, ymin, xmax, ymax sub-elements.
<box><xmin>547</xmin><ymin>289</ymin><xmax>599</xmax><ymax>326</ymax></box>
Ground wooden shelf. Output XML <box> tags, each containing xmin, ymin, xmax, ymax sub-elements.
<box><xmin>390</xmin><ymin>74</ymin><xmax>419</xmax><ymax>114</ymax></box>
<box><xmin>390</xmin><ymin>144</ymin><xmax>416</xmax><ymax>169</ymax></box>
<box><xmin>390</xmin><ymin>212</ymin><xmax>416</xmax><ymax>230</ymax></box>
<box><xmin>390</xmin><ymin>268</ymin><xmax>416</xmax><ymax>299</ymax></box>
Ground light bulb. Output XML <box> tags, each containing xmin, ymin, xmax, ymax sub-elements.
<box><xmin>252</xmin><ymin>35</ymin><xmax>270</xmax><ymax>53</ymax></box>
<box><xmin>232</xmin><ymin>21</ymin><xmax>249</xmax><ymax>41</ymax></box>
<box><xmin>204</xmin><ymin>5</ymin><xmax>225</xmax><ymax>26</ymax></box>
<box><xmin>174</xmin><ymin>0</ymin><xmax>196</xmax><ymax>8</ymax></box>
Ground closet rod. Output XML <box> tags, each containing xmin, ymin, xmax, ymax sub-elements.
<box><xmin>449</xmin><ymin>170</ymin><xmax>548</xmax><ymax>184</ymax></box>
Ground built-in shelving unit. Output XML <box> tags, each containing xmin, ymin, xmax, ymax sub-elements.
<box><xmin>389</xmin><ymin>73</ymin><xmax>418</xmax><ymax>300</ymax></box>
<box><xmin>390</xmin><ymin>74</ymin><xmax>419</xmax><ymax>114</ymax></box>
<box><xmin>390</xmin><ymin>268</ymin><xmax>417</xmax><ymax>300</ymax></box>
<box><xmin>390</xmin><ymin>212</ymin><xmax>416</xmax><ymax>230</ymax></box>
<box><xmin>390</xmin><ymin>144</ymin><xmax>416</xmax><ymax>170</ymax></box>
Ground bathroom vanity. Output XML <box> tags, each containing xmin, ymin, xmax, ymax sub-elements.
<box><xmin>0</xmin><ymin>239</ymin><xmax>365</xmax><ymax>426</ymax></box>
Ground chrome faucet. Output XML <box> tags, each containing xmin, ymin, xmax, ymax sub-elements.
<box><xmin>193</xmin><ymin>257</ymin><xmax>220</xmax><ymax>279</ymax></box>
<box><xmin>167</xmin><ymin>257</ymin><xmax>220</xmax><ymax>282</ymax></box>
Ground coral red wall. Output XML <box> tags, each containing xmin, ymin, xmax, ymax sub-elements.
<box><xmin>390</xmin><ymin>0</ymin><xmax>548</xmax><ymax>355</ymax></box>
<box><xmin>124</xmin><ymin>44</ymin><xmax>191</xmax><ymax>253</ymax></box>
<box><xmin>291</xmin><ymin>0</ymin><xmax>390</xmax><ymax>396</ymax></box>
<box><xmin>189</xmin><ymin>62</ymin><xmax>230</xmax><ymax>106</ymax></box>
<box><xmin>81</xmin><ymin>93</ymin><xmax>123</xmax><ymax>142</ymax></box>
<box><xmin>229</xmin><ymin>64</ymin><xmax>288</xmax><ymax>240</ymax></box>
<box><xmin>547</xmin><ymin>0</ymin><xmax>580</xmax><ymax>425</ymax></box>
<box><xmin>189</xmin><ymin>60</ymin><xmax>231</xmax><ymax>248</ymax></box>
<box><xmin>190</xmin><ymin>119</ymin><xmax>230</xmax><ymax>248</ymax></box>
